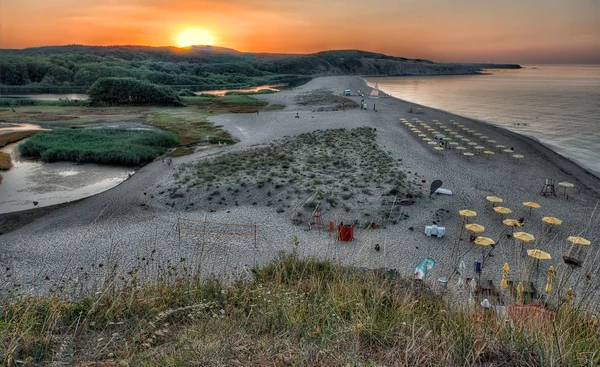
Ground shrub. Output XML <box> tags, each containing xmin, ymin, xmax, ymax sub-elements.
<box><xmin>88</xmin><ymin>77</ymin><xmax>183</xmax><ymax>106</ymax></box>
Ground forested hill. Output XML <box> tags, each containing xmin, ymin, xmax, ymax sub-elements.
<box><xmin>0</xmin><ymin>45</ymin><xmax>521</xmax><ymax>92</ymax></box>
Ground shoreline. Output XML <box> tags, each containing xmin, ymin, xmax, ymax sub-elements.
<box><xmin>2</xmin><ymin>75</ymin><xmax>599</xmax><ymax>299</ymax></box>
<box><xmin>361</xmin><ymin>77</ymin><xmax>600</xmax><ymax>192</ymax></box>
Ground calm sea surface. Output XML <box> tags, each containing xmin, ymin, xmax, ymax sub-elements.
<box><xmin>366</xmin><ymin>65</ymin><xmax>600</xmax><ymax>177</ymax></box>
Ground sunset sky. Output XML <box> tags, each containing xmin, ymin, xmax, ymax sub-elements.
<box><xmin>1</xmin><ymin>0</ymin><xmax>599</xmax><ymax>63</ymax></box>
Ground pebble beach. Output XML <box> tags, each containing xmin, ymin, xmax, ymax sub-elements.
<box><xmin>1</xmin><ymin>76</ymin><xmax>599</xmax><ymax>301</ymax></box>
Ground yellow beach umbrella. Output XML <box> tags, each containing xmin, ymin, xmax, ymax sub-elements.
<box><xmin>514</xmin><ymin>232</ymin><xmax>535</xmax><ymax>243</ymax></box>
<box><xmin>474</xmin><ymin>236</ymin><xmax>495</xmax><ymax>262</ymax></box>
<box><xmin>559</xmin><ymin>182</ymin><xmax>575</xmax><ymax>197</ymax></box>
<box><xmin>474</xmin><ymin>236</ymin><xmax>495</xmax><ymax>246</ymax></box>
<box><xmin>483</xmin><ymin>150</ymin><xmax>495</xmax><ymax>159</ymax></box>
<box><xmin>523</xmin><ymin>201</ymin><xmax>541</xmax><ymax>214</ymax></box>
<box><xmin>456</xmin><ymin>146</ymin><xmax>466</xmax><ymax>151</ymax></box>
<box><xmin>427</xmin><ymin>141</ymin><xmax>438</xmax><ymax>145</ymax></box>
<box><xmin>459</xmin><ymin>209</ymin><xmax>477</xmax><ymax>217</ymax></box>
<box><xmin>502</xmin><ymin>218</ymin><xmax>523</xmax><ymax>228</ymax></box>
<box><xmin>494</xmin><ymin>206</ymin><xmax>512</xmax><ymax>215</ymax></box>
<box><xmin>433</xmin><ymin>146</ymin><xmax>444</xmax><ymax>151</ymax></box>
<box><xmin>465</xmin><ymin>223</ymin><xmax>485</xmax><ymax>233</ymax></box>
<box><xmin>486</xmin><ymin>196</ymin><xmax>503</xmax><ymax>207</ymax></box>
<box><xmin>463</xmin><ymin>152</ymin><xmax>474</xmax><ymax>158</ymax></box>
<box><xmin>567</xmin><ymin>236</ymin><xmax>591</xmax><ymax>246</ymax></box>
<box><xmin>542</xmin><ymin>217</ymin><xmax>563</xmax><ymax>232</ymax></box>
<box><xmin>546</xmin><ymin>266</ymin><xmax>556</xmax><ymax>294</ymax></box>
<box><xmin>528</xmin><ymin>249</ymin><xmax>552</xmax><ymax>285</ymax></box>
<box><xmin>527</xmin><ymin>249</ymin><xmax>552</xmax><ymax>260</ymax></box>
<box><xmin>493</xmin><ymin>206</ymin><xmax>512</xmax><ymax>222</ymax></box>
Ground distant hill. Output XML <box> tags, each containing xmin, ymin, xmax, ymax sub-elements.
<box><xmin>0</xmin><ymin>45</ymin><xmax>521</xmax><ymax>93</ymax></box>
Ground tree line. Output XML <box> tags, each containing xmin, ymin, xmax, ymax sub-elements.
<box><xmin>0</xmin><ymin>46</ymin><xmax>417</xmax><ymax>89</ymax></box>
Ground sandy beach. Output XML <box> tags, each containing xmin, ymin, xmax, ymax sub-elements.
<box><xmin>1</xmin><ymin>76</ymin><xmax>599</xmax><ymax>301</ymax></box>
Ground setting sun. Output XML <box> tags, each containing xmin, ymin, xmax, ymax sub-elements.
<box><xmin>176</xmin><ymin>28</ymin><xmax>214</xmax><ymax>47</ymax></box>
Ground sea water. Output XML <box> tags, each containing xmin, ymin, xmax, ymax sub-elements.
<box><xmin>366</xmin><ymin>65</ymin><xmax>600</xmax><ymax>177</ymax></box>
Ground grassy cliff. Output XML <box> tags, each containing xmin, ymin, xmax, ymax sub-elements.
<box><xmin>1</xmin><ymin>253</ymin><xmax>598</xmax><ymax>366</ymax></box>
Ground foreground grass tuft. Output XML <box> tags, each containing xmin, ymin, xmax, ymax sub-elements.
<box><xmin>2</xmin><ymin>253</ymin><xmax>599</xmax><ymax>366</ymax></box>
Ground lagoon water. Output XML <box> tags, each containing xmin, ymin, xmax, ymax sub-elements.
<box><xmin>366</xmin><ymin>65</ymin><xmax>600</xmax><ymax>177</ymax></box>
<box><xmin>0</xmin><ymin>140</ymin><xmax>132</xmax><ymax>214</ymax></box>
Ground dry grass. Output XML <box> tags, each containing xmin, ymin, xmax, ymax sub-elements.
<box><xmin>169</xmin><ymin>127</ymin><xmax>420</xmax><ymax>226</ymax></box>
<box><xmin>0</xmin><ymin>152</ymin><xmax>12</xmax><ymax>170</ymax></box>
<box><xmin>0</xmin><ymin>131</ymin><xmax>40</xmax><ymax>147</ymax></box>
<box><xmin>1</xmin><ymin>253</ymin><xmax>599</xmax><ymax>366</ymax></box>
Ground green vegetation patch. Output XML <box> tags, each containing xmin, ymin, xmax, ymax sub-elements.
<box><xmin>262</xmin><ymin>103</ymin><xmax>286</xmax><ymax>111</ymax></box>
<box><xmin>88</xmin><ymin>77</ymin><xmax>184</xmax><ymax>106</ymax></box>
<box><xmin>181</xmin><ymin>94</ymin><xmax>267</xmax><ymax>113</ymax></box>
<box><xmin>19</xmin><ymin>128</ymin><xmax>178</xmax><ymax>166</ymax></box>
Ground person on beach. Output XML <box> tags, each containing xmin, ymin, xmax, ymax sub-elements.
<box><xmin>167</xmin><ymin>158</ymin><xmax>172</xmax><ymax>166</ymax></box>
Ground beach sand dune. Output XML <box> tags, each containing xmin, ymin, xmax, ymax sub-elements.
<box><xmin>1</xmin><ymin>76</ymin><xmax>599</xmax><ymax>300</ymax></box>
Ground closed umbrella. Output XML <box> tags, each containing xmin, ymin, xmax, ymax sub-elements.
<box><xmin>545</xmin><ymin>266</ymin><xmax>556</xmax><ymax>294</ymax></box>
<box><xmin>516</xmin><ymin>282</ymin><xmax>524</xmax><ymax>305</ymax></box>
<box><xmin>523</xmin><ymin>201</ymin><xmax>541</xmax><ymax>214</ymax></box>
<box><xmin>501</xmin><ymin>263</ymin><xmax>509</xmax><ymax>289</ymax></box>
<box><xmin>486</xmin><ymin>196</ymin><xmax>503</xmax><ymax>207</ymax></box>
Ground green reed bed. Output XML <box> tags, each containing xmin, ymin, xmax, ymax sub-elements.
<box><xmin>19</xmin><ymin>128</ymin><xmax>178</xmax><ymax>166</ymax></box>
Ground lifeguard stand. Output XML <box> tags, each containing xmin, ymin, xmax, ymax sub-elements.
<box><xmin>308</xmin><ymin>206</ymin><xmax>323</xmax><ymax>231</ymax></box>
<box><xmin>540</xmin><ymin>178</ymin><xmax>557</xmax><ymax>196</ymax></box>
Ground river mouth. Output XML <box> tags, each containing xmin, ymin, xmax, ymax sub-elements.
<box><xmin>0</xmin><ymin>124</ymin><xmax>134</xmax><ymax>214</ymax></box>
